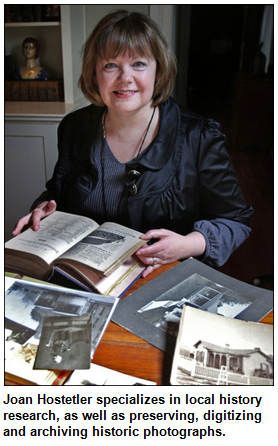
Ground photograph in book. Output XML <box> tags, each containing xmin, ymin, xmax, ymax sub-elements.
<box><xmin>34</xmin><ymin>315</ymin><xmax>93</xmax><ymax>370</ymax></box>
<box><xmin>170</xmin><ymin>306</ymin><xmax>273</xmax><ymax>386</ymax></box>
<box><xmin>4</xmin><ymin>277</ymin><xmax>118</xmax><ymax>356</ymax></box>
<box><xmin>112</xmin><ymin>258</ymin><xmax>273</xmax><ymax>355</ymax></box>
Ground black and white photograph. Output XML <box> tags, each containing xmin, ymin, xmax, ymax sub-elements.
<box><xmin>113</xmin><ymin>258</ymin><xmax>273</xmax><ymax>355</ymax></box>
<box><xmin>5</xmin><ymin>278</ymin><xmax>118</xmax><ymax>355</ymax></box>
<box><xmin>34</xmin><ymin>315</ymin><xmax>92</xmax><ymax>370</ymax></box>
<box><xmin>5</xmin><ymin>318</ymin><xmax>36</xmax><ymax>345</ymax></box>
<box><xmin>137</xmin><ymin>273</ymin><xmax>255</xmax><ymax>337</ymax></box>
<box><xmin>82</xmin><ymin>229</ymin><xmax>125</xmax><ymax>246</ymax></box>
<box><xmin>171</xmin><ymin>306</ymin><xmax>273</xmax><ymax>386</ymax></box>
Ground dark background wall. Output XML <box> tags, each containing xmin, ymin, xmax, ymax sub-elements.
<box><xmin>175</xmin><ymin>4</ymin><xmax>274</xmax><ymax>289</ymax></box>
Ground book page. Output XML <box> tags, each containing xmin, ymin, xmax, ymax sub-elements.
<box><xmin>57</xmin><ymin>221</ymin><xmax>145</xmax><ymax>275</ymax></box>
<box><xmin>5</xmin><ymin>211</ymin><xmax>99</xmax><ymax>265</ymax></box>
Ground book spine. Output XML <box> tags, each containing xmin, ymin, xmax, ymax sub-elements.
<box><xmin>29</xmin><ymin>82</ymin><xmax>39</xmax><ymax>101</ymax></box>
<box><xmin>11</xmin><ymin>82</ymin><xmax>21</xmax><ymax>100</ymax></box>
<box><xmin>4</xmin><ymin>82</ymin><xmax>12</xmax><ymax>101</ymax></box>
<box><xmin>38</xmin><ymin>82</ymin><xmax>48</xmax><ymax>100</ymax></box>
<box><xmin>20</xmin><ymin>82</ymin><xmax>30</xmax><ymax>101</ymax></box>
<box><xmin>5</xmin><ymin>81</ymin><xmax>64</xmax><ymax>101</ymax></box>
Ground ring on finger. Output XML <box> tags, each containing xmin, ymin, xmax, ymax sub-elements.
<box><xmin>153</xmin><ymin>257</ymin><xmax>158</xmax><ymax>266</ymax></box>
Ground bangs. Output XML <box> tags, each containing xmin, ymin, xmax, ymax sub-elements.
<box><xmin>96</xmin><ymin>28</ymin><xmax>154</xmax><ymax>61</ymax></box>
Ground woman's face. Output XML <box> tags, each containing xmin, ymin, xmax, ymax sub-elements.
<box><xmin>95</xmin><ymin>51</ymin><xmax>157</xmax><ymax>115</ymax></box>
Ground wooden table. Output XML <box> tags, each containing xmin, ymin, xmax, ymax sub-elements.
<box><xmin>92</xmin><ymin>262</ymin><xmax>273</xmax><ymax>385</ymax></box>
<box><xmin>5</xmin><ymin>263</ymin><xmax>273</xmax><ymax>386</ymax></box>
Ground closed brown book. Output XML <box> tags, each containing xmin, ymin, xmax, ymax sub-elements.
<box><xmin>28</xmin><ymin>82</ymin><xmax>39</xmax><ymax>100</ymax></box>
<box><xmin>5</xmin><ymin>80</ymin><xmax>64</xmax><ymax>101</ymax></box>
<box><xmin>38</xmin><ymin>82</ymin><xmax>48</xmax><ymax>100</ymax></box>
<box><xmin>10</xmin><ymin>82</ymin><xmax>21</xmax><ymax>100</ymax></box>
<box><xmin>19</xmin><ymin>81</ymin><xmax>30</xmax><ymax>101</ymax></box>
<box><xmin>4</xmin><ymin>82</ymin><xmax>12</xmax><ymax>101</ymax></box>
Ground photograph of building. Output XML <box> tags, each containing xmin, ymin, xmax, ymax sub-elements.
<box><xmin>171</xmin><ymin>306</ymin><xmax>273</xmax><ymax>386</ymax></box>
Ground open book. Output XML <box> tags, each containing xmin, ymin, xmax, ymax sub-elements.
<box><xmin>5</xmin><ymin>211</ymin><xmax>146</xmax><ymax>296</ymax></box>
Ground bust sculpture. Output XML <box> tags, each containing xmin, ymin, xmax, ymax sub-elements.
<box><xmin>13</xmin><ymin>37</ymin><xmax>49</xmax><ymax>80</ymax></box>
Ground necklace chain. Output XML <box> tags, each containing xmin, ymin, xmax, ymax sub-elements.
<box><xmin>102</xmin><ymin>106</ymin><xmax>156</xmax><ymax>160</ymax></box>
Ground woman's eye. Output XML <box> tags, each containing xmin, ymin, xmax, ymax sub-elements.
<box><xmin>103</xmin><ymin>63</ymin><xmax>117</xmax><ymax>70</ymax></box>
<box><xmin>133</xmin><ymin>61</ymin><xmax>147</xmax><ymax>68</ymax></box>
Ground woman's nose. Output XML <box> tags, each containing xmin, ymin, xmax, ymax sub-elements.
<box><xmin>119</xmin><ymin>66</ymin><xmax>133</xmax><ymax>82</ymax></box>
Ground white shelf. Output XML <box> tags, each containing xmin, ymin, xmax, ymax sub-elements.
<box><xmin>5</xmin><ymin>21</ymin><xmax>61</xmax><ymax>27</ymax></box>
<box><xmin>5</xmin><ymin>99</ymin><xmax>88</xmax><ymax>121</ymax></box>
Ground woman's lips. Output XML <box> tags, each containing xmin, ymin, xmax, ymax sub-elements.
<box><xmin>114</xmin><ymin>90</ymin><xmax>137</xmax><ymax>97</ymax></box>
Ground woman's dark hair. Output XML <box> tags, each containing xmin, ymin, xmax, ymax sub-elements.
<box><xmin>79</xmin><ymin>10</ymin><xmax>177</xmax><ymax>106</ymax></box>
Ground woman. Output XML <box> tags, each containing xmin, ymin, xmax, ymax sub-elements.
<box><xmin>13</xmin><ymin>10</ymin><xmax>253</xmax><ymax>277</ymax></box>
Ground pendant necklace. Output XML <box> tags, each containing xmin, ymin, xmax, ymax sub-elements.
<box><xmin>101</xmin><ymin>106</ymin><xmax>156</xmax><ymax>217</ymax></box>
<box><xmin>102</xmin><ymin>106</ymin><xmax>156</xmax><ymax>160</ymax></box>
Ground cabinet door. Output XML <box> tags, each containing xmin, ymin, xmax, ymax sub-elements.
<box><xmin>5</xmin><ymin>121</ymin><xmax>60</xmax><ymax>241</ymax></box>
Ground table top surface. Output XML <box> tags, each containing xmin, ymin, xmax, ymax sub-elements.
<box><xmin>5</xmin><ymin>262</ymin><xmax>273</xmax><ymax>386</ymax></box>
<box><xmin>91</xmin><ymin>263</ymin><xmax>273</xmax><ymax>386</ymax></box>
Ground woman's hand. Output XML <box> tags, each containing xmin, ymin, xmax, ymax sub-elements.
<box><xmin>136</xmin><ymin>229</ymin><xmax>206</xmax><ymax>278</ymax></box>
<box><xmin>12</xmin><ymin>200</ymin><xmax>57</xmax><ymax>236</ymax></box>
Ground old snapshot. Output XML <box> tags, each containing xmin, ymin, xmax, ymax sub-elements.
<box><xmin>34</xmin><ymin>315</ymin><xmax>92</xmax><ymax>370</ymax></box>
<box><xmin>171</xmin><ymin>306</ymin><xmax>273</xmax><ymax>386</ymax></box>
<box><xmin>113</xmin><ymin>259</ymin><xmax>273</xmax><ymax>355</ymax></box>
<box><xmin>137</xmin><ymin>273</ymin><xmax>255</xmax><ymax>337</ymax></box>
<box><xmin>5</xmin><ymin>278</ymin><xmax>118</xmax><ymax>355</ymax></box>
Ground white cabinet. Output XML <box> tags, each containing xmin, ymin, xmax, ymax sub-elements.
<box><xmin>4</xmin><ymin>3</ymin><xmax>88</xmax><ymax>241</ymax></box>
<box><xmin>4</xmin><ymin>113</ymin><xmax>62</xmax><ymax>241</ymax></box>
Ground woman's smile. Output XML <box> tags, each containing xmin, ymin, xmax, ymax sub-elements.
<box><xmin>113</xmin><ymin>89</ymin><xmax>138</xmax><ymax>98</ymax></box>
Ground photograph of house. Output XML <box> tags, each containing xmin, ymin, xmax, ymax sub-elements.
<box><xmin>171</xmin><ymin>306</ymin><xmax>273</xmax><ymax>386</ymax></box>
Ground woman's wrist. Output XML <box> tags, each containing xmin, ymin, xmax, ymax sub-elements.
<box><xmin>181</xmin><ymin>231</ymin><xmax>206</xmax><ymax>259</ymax></box>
